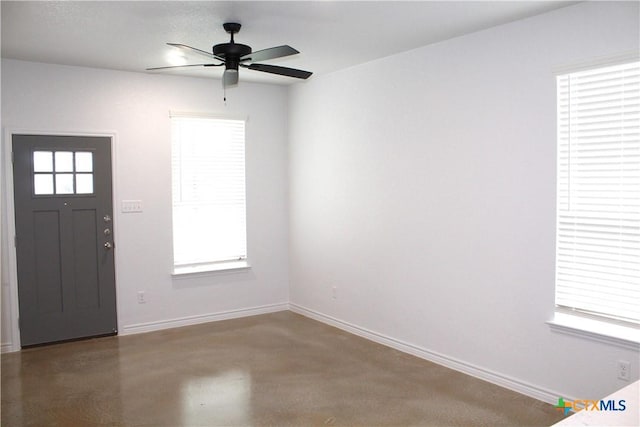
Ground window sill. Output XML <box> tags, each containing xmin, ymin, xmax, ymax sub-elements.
<box><xmin>172</xmin><ymin>260</ymin><xmax>250</xmax><ymax>278</ymax></box>
<box><xmin>547</xmin><ymin>312</ymin><xmax>640</xmax><ymax>351</ymax></box>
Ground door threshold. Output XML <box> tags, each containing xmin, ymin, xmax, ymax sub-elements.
<box><xmin>21</xmin><ymin>332</ymin><xmax>118</xmax><ymax>350</ymax></box>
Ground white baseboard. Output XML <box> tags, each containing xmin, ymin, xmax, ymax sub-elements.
<box><xmin>120</xmin><ymin>302</ymin><xmax>289</xmax><ymax>336</ymax></box>
<box><xmin>289</xmin><ymin>303</ymin><xmax>566</xmax><ymax>405</ymax></box>
<box><xmin>1</xmin><ymin>342</ymin><xmax>16</xmax><ymax>353</ymax></box>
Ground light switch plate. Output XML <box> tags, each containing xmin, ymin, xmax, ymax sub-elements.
<box><xmin>121</xmin><ymin>200</ymin><xmax>143</xmax><ymax>213</ymax></box>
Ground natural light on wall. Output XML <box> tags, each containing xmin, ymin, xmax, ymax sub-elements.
<box><xmin>171</xmin><ymin>113</ymin><xmax>247</xmax><ymax>274</ymax></box>
<box><xmin>555</xmin><ymin>60</ymin><xmax>640</xmax><ymax>336</ymax></box>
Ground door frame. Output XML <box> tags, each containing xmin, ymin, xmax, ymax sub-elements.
<box><xmin>2</xmin><ymin>129</ymin><xmax>120</xmax><ymax>352</ymax></box>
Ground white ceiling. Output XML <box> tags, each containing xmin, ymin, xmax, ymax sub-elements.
<box><xmin>1</xmin><ymin>1</ymin><xmax>578</xmax><ymax>85</ymax></box>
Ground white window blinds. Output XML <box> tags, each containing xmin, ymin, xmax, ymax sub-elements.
<box><xmin>556</xmin><ymin>60</ymin><xmax>640</xmax><ymax>325</ymax></box>
<box><xmin>171</xmin><ymin>115</ymin><xmax>247</xmax><ymax>268</ymax></box>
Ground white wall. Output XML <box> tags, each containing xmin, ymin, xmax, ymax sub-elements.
<box><xmin>289</xmin><ymin>1</ymin><xmax>639</xmax><ymax>402</ymax></box>
<box><xmin>1</xmin><ymin>60</ymin><xmax>290</xmax><ymax>348</ymax></box>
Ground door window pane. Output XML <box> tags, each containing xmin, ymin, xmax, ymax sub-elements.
<box><xmin>75</xmin><ymin>152</ymin><xmax>93</xmax><ymax>172</ymax></box>
<box><xmin>32</xmin><ymin>150</ymin><xmax>95</xmax><ymax>196</ymax></box>
<box><xmin>54</xmin><ymin>152</ymin><xmax>73</xmax><ymax>172</ymax></box>
<box><xmin>55</xmin><ymin>174</ymin><xmax>74</xmax><ymax>194</ymax></box>
<box><xmin>75</xmin><ymin>174</ymin><xmax>94</xmax><ymax>194</ymax></box>
<box><xmin>34</xmin><ymin>174</ymin><xmax>54</xmax><ymax>195</ymax></box>
<box><xmin>33</xmin><ymin>151</ymin><xmax>53</xmax><ymax>172</ymax></box>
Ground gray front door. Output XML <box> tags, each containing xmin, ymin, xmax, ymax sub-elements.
<box><xmin>12</xmin><ymin>134</ymin><xmax>117</xmax><ymax>346</ymax></box>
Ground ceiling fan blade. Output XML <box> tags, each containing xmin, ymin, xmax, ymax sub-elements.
<box><xmin>240</xmin><ymin>45</ymin><xmax>299</xmax><ymax>63</ymax></box>
<box><xmin>167</xmin><ymin>43</ymin><xmax>225</xmax><ymax>62</ymax></box>
<box><xmin>146</xmin><ymin>63</ymin><xmax>223</xmax><ymax>71</ymax></box>
<box><xmin>223</xmin><ymin>69</ymin><xmax>239</xmax><ymax>88</ymax></box>
<box><xmin>245</xmin><ymin>63</ymin><xmax>312</xmax><ymax>79</ymax></box>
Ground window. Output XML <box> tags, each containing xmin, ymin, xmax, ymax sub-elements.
<box><xmin>33</xmin><ymin>150</ymin><xmax>94</xmax><ymax>195</ymax></box>
<box><xmin>171</xmin><ymin>114</ymin><xmax>247</xmax><ymax>274</ymax></box>
<box><xmin>555</xmin><ymin>60</ymin><xmax>640</xmax><ymax>333</ymax></box>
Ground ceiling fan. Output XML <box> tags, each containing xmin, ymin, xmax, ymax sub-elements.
<box><xmin>147</xmin><ymin>22</ymin><xmax>312</xmax><ymax>88</ymax></box>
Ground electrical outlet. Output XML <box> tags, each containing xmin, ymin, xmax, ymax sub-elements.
<box><xmin>617</xmin><ymin>360</ymin><xmax>630</xmax><ymax>381</ymax></box>
<box><xmin>137</xmin><ymin>291</ymin><xmax>146</xmax><ymax>304</ymax></box>
<box><xmin>332</xmin><ymin>286</ymin><xmax>337</xmax><ymax>300</ymax></box>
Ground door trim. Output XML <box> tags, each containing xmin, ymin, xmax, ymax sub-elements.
<box><xmin>2</xmin><ymin>129</ymin><xmax>120</xmax><ymax>352</ymax></box>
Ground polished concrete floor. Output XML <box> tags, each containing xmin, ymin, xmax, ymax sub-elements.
<box><xmin>2</xmin><ymin>311</ymin><xmax>564</xmax><ymax>426</ymax></box>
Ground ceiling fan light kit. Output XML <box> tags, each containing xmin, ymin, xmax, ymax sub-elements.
<box><xmin>147</xmin><ymin>22</ymin><xmax>312</xmax><ymax>98</ymax></box>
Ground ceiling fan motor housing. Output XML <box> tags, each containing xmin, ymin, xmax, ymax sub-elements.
<box><xmin>214</xmin><ymin>22</ymin><xmax>252</xmax><ymax>70</ymax></box>
<box><xmin>213</xmin><ymin>43</ymin><xmax>252</xmax><ymax>70</ymax></box>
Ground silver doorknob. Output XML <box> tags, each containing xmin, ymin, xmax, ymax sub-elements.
<box><xmin>104</xmin><ymin>242</ymin><xmax>113</xmax><ymax>250</ymax></box>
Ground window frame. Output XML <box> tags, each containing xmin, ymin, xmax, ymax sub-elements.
<box><xmin>169</xmin><ymin>111</ymin><xmax>250</xmax><ymax>276</ymax></box>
